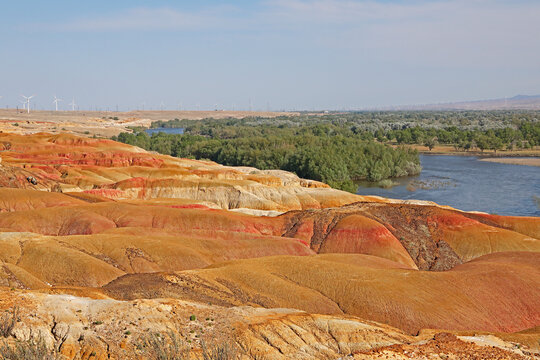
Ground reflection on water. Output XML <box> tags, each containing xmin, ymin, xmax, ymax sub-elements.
<box><xmin>356</xmin><ymin>155</ymin><xmax>540</xmax><ymax>216</ymax></box>
<box><xmin>406</xmin><ymin>178</ymin><xmax>457</xmax><ymax>191</ymax></box>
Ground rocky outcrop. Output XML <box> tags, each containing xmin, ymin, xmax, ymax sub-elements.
<box><xmin>279</xmin><ymin>201</ymin><xmax>540</xmax><ymax>270</ymax></box>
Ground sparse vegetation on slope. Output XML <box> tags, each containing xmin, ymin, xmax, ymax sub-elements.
<box><xmin>137</xmin><ymin>331</ymin><xmax>191</xmax><ymax>360</ymax></box>
<box><xmin>0</xmin><ymin>336</ymin><xmax>60</xmax><ymax>360</ymax></box>
<box><xmin>0</xmin><ymin>308</ymin><xmax>17</xmax><ymax>338</ymax></box>
<box><xmin>136</xmin><ymin>331</ymin><xmax>243</xmax><ymax>360</ymax></box>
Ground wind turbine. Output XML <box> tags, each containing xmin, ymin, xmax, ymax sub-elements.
<box><xmin>21</xmin><ymin>95</ymin><xmax>35</xmax><ymax>114</ymax></box>
<box><xmin>69</xmin><ymin>97</ymin><xmax>76</xmax><ymax>111</ymax></box>
<box><xmin>160</xmin><ymin>101</ymin><xmax>165</xmax><ymax>111</ymax></box>
<box><xmin>53</xmin><ymin>96</ymin><xmax>62</xmax><ymax>111</ymax></box>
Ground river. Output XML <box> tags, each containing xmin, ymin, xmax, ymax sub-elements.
<box><xmin>356</xmin><ymin>155</ymin><xmax>539</xmax><ymax>216</ymax></box>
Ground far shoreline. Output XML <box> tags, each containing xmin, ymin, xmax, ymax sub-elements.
<box><xmin>399</xmin><ymin>144</ymin><xmax>540</xmax><ymax>158</ymax></box>
<box><xmin>415</xmin><ymin>149</ymin><xmax>540</xmax><ymax>167</ymax></box>
<box><xmin>478</xmin><ymin>157</ymin><xmax>540</xmax><ymax>167</ymax></box>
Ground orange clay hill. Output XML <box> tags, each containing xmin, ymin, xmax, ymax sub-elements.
<box><xmin>0</xmin><ymin>131</ymin><xmax>539</xmax><ymax>359</ymax></box>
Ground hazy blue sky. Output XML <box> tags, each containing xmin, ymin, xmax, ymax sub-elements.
<box><xmin>1</xmin><ymin>0</ymin><xmax>539</xmax><ymax>111</ymax></box>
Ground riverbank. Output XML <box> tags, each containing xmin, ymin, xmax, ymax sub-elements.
<box><xmin>398</xmin><ymin>144</ymin><xmax>540</xmax><ymax>157</ymax></box>
<box><xmin>479</xmin><ymin>157</ymin><xmax>540</xmax><ymax>167</ymax></box>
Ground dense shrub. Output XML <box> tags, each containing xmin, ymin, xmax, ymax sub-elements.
<box><xmin>114</xmin><ymin>130</ymin><xmax>420</xmax><ymax>192</ymax></box>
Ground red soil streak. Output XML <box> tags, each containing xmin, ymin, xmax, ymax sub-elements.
<box><xmin>168</xmin><ymin>204</ymin><xmax>209</xmax><ymax>210</ymax></box>
<box><xmin>295</xmin><ymin>238</ymin><xmax>309</xmax><ymax>246</ymax></box>
<box><xmin>48</xmin><ymin>135</ymin><xmax>115</xmax><ymax>146</ymax></box>
<box><xmin>330</xmin><ymin>225</ymin><xmax>394</xmax><ymax>238</ymax></box>
<box><xmin>7</xmin><ymin>151</ymin><xmax>164</xmax><ymax>168</ymax></box>
<box><xmin>27</xmin><ymin>165</ymin><xmax>57</xmax><ymax>174</ymax></box>
<box><xmin>83</xmin><ymin>189</ymin><xmax>125</xmax><ymax>198</ymax></box>
<box><xmin>320</xmin><ymin>216</ymin><xmax>416</xmax><ymax>267</ymax></box>
<box><xmin>427</xmin><ymin>213</ymin><xmax>479</xmax><ymax>228</ymax></box>
<box><xmin>111</xmin><ymin>177</ymin><xmax>147</xmax><ymax>188</ymax></box>
<box><xmin>292</xmin><ymin>220</ymin><xmax>315</xmax><ymax>244</ymax></box>
<box><xmin>40</xmin><ymin>173</ymin><xmax>62</xmax><ymax>181</ymax></box>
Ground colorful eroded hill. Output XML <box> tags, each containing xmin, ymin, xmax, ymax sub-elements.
<box><xmin>0</xmin><ymin>132</ymin><xmax>538</xmax><ymax>359</ymax></box>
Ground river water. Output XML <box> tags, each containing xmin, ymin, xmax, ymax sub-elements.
<box><xmin>356</xmin><ymin>155</ymin><xmax>540</xmax><ymax>216</ymax></box>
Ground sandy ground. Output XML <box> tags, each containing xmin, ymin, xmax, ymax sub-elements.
<box><xmin>479</xmin><ymin>157</ymin><xmax>540</xmax><ymax>167</ymax></box>
<box><xmin>0</xmin><ymin>109</ymin><xmax>295</xmax><ymax>137</ymax></box>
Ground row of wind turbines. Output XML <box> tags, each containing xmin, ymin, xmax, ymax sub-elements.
<box><xmin>0</xmin><ymin>95</ymin><xmax>265</xmax><ymax>113</ymax></box>
<box><xmin>7</xmin><ymin>96</ymin><xmax>216</xmax><ymax>113</ymax></box>
<box><xmin>51</xmin><ymin>96</ymin><xmax>77</xmax><ymax>112</ymax></box>
<box><xmin>12</xmin><ymin>95</ymin><xmax>77</xmax><ymax>114</ymax></box>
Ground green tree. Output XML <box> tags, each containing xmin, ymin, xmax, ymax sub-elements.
<box><xmin>424</xmin><ymin>137</ymin><xmax>437</xmax><ymax>151</ymax></box>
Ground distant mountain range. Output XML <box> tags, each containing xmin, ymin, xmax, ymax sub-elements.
<box><xmin>387</xmin><ymin>94</ymin><xmax>540</xmax><ymax>111</ymax></box>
